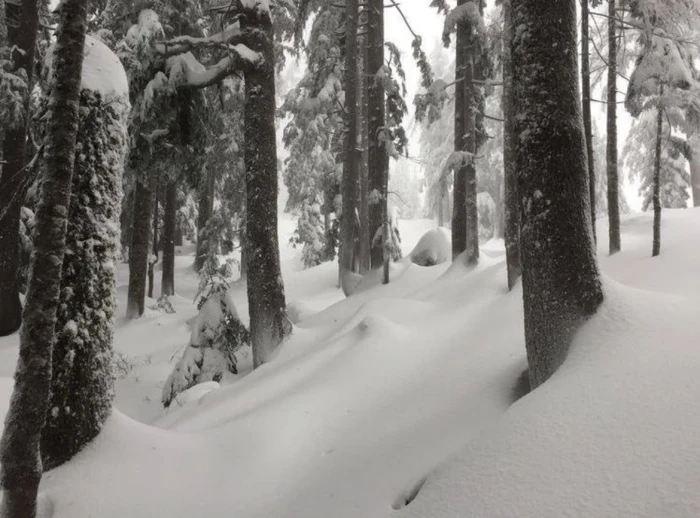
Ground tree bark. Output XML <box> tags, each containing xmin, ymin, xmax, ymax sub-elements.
<box><xmin>161</xmin><ymin>181</ymin><xmax>176</xmax><ymax>296</ymax></box>
<box><xmin>512</xmin><ymin>0</ymin><xmax>603</xmax><ymax>389</ymax></box>
<box><xmin>652</xmin><ymin>92</ymin><xmax>663</xmax><ymax>257</ymax></box>
<box><xmin>0</xmin><ymin>1</ymin><xmax>88</xmax><ymax>514</ymax></box>
<box><xmin>367</xmin><ymin>0</ymin><xmax>385</xmax><ymax>269</ymax></box>
<box><xmin>607</xmin><ymin>0</ymin><xmax>621</xmax><ymax>254</ymax></box>
<box><xmin>581</xmin><ymin>0</ymin><xmax>596</xmax><ymax>242</ymax></box>
<box><xmin>463</xmin><ymin>32</ymin><xmax>478</xmax><ymax>266</ymax></box>
<box><xmin>126</xmin><ymin>170</ymin><xmax>157</xmax><ymax>319</ymax></box>
<box><xmin>452</xmin><ymin>0</ymin><xmax>467</xmax><ymax>260</ymax></box>
<box><xmin>503</xmin><ymin>0</ymin><xmax>521</xmax><ymax>291</ymax></box>
<box><xmin>241</xmin><ymin>5</ymin><xmax>291</xmax><ymax>367</ymax></box>
<box><xmin>148</xmin><ymin>180</ymin><xmax>158</xmax><ymax>299</ymax></box>
<box><xmin>340</xmin><ymin>0</ymin><xmax>360</xmax><ymax>296</ymax></box>
<box><xmin>358</xmin><ymin>17</ymin><xmax>370</xmax><ymax>275</ymax></box>
<box><xmin>195</xmin><ymin>165</ymin><xmax>215</xmax><ymax>271</ymax></box>
<box><xmin>0</xmin><ymin>0</ymin><xmax>40</xmax><ymax>337</ymax></box>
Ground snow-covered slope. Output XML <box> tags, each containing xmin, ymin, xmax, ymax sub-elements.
<box><xmin>1</xmin><ymin>210</ymin><xmax>699</xmax><ymax>517</ymax></box>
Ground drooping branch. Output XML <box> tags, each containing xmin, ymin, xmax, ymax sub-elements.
<box><xmin>155</xmin><ymin>22</ymin><xmax>244</xmax><ymax>56</ymax></box>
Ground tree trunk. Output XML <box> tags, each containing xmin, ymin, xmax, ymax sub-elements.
<box><xmin>241</xmin><ymin>6</ymin><xmax>291</xmax><ymax>367</ymax></box>
<box><xmin>195</xmin><ymin>165</ymin><xmax>215</xmax><ymax>271</ymax></box>
<box><xmin>0</xmin><ymin>0</ymin><xmax>39</xmax><ymax>337</ymax></box>
<box><xmin>42</xmin><ymin>85</ymin><xmax>127</xmax><ymax>471</ymax></box>
<box><xmin>358</xmin><ymin>18</ymin><xmax>370</xmax><ymax>275</ymax></box>
<box><xmin>126</xmin><ymin>170</ymin><xmax>157</xmax><ymax>319</ymax></box>
<box><xmin>452</xmin><ymin>0</ymin><xmax>467</xmax><ymax>260</ymax></box>
<box><xmin>148</xmin><ymin>181</ymin><xmax>158</xmax><ymax>299</ymax></box>
<box><xmin>607</xmin><ymin>0</ymin><xmax>621</xmax><ymax>255</ymax></box>
<box><xmin>581</xmin><ymin>0</ymin><xmax>596</xmax><ymax>241</ymax></box>
<box><xmin>367</xmin><ymin>0</ymin><xmax>385</xmax><ymax>269</ymax></box>
<box><xmin>464</xmin><ymin>42</ymin><xmax>478</xmax><ymax>265</ymax></box>
<box><xmin>652</xmin><ymin>93</ymin><xmax>663</xmax><ymax>257</ymax></box>
<box><xmin>340</xmin><ymin>0</ymin><xmax>360</xmax><ymax>296</ymax></box>
<box><xmin>511</xmin><ymin>0</ymin><xmax>603</xmax><ymax>389</ymax></box>
<box><xmin>0</xmin><ymin>1</ymin><xmax>88</xmax><ymax>514</ymax></box>
<box><xmin>503</xmin><ymin>0</ymin><xmax>521</xmax><ymax>291</ymax></box>
<box><xmin>689</xmin><ymin>140</ymin><xmax>700</xmax><ymax>207</ymax></box>
<box><xmin>161</xmin><ymin>181</ymin><xmax>176</xmax><ymax>296</ymax></box>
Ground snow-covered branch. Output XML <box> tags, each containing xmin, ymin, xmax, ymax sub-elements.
<box><xmin>166</xmin><ymin>46</ymin><xmax>260</xmax><ymax>89</ymax></box>
<box><xmin>154</xmin><ymin>22</ymin><xmax>244</xmax><ymax>57</ymax></box>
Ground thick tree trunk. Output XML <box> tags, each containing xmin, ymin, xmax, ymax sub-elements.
<box><xmin>241</xmin><ymin>6</ymin><xmax>291</xmax><ymax>367</ymax></box>
<box><xmin>340</xmin><ymin>0</ymin><xmax>360</xmax><ymax>296</ymax></box>
<box><xmin>581</xmin><ymin>0</ymin><xmax>596</xmax><ymax>241</ymax></box>
<box><xmin>147</xmin><ymin>181</ymin><xmax>158</xmax><ymax>299</ymax></box>
<box><xmin>0</xmin><ymin>1</ymin><xmax>88</xmax><ymax>515</ymax></box>
<box><xmin>652</xmin><ymin>94</ymin><xmax>663</xmax><ymax>257</ymax></box>
<box><xmin>195</xmin><ymin>165</ymin><xmax>215</xmax><ymax>271</ymax></box>
<box><xmin>126</xmin><ymin>170</ymin><xmax>157</xmax><ymax>319</ymax></box>
<box><xmin>161</xmin><ymin>181</ymin><xmax>176</xmax><ymax>296</ymax></box>
<box><xmin>41</xmin><ymin>87</ymin><xmax>126</xmax><ymax>471</ymax></box>
<box><xmin>0</xmin><ymin>0</ymin><xmax>39</xmax><ymax>337</ymax></box>
<box><xmin>512</xmin><ymin>0</ymin><xmax>603</xmax><ymax>389</ymax></box>
<box><xmin>367</xmin><ymin>0</ymin><xmax>385</xmax><ymax>269</ymax></box>
<box><xmin>452</xmin><ymin>0</ymin><xmax>467</xmax><ymax>260</ymax></box>
<box><xmin>503</xmin><ymin>0</ymin><xmax>521</xmax><ymax>291</ymax></box>
<box><xmin>607</xmin><ymin>0</ymin><xmax>621</xmax><ymax>254</ymax></box>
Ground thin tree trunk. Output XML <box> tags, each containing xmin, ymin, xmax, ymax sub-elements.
<box><xmin>581</xmin><ymin>0</ymin><xmax>596</xmax><ymax>241</ymax></box>
<box><xmin>689</xmin><ymin>143</ymin><xmax>700</xmax><ymax>207</ymax></box>
<box><xmin>452</xmin><ymin>0</ymin><xmax>467</xmax><ymax>260</ymax></box>
<box><xmin>148</xmin><ymin>180</ymin><xmax>158</xmax><ymax>299</ymax></box>
<box><xmin>367</xmin><ymin>0</ymin><xmax>385</xmax><ymax>269</ymax></box>
<box><xmin>242</xmin><ymin>6</ymin><xmax>291</xmax><ymax>367</ymax></box>
<box><xmin>340</xmin><ymin>0</ymin><xmax>360</xmax><ymax>296</ymax></box>
<box><xmin>161</xmin><ymin>181</ymin><xmax>176</xmax><ymax>296</ymax></box>
<box><xmin>512</xmin><ymin>0</ymin><xmax>603</xmax><ymax>389</ymax></box>
<box><xmin>358</xmin><ymin>19</ymin><xmax>370</xmax><ymax>275</ymax></box>
<box><xmin>607</xmin><ymin>0</ymin><xmax>621</xmax><ymax>255</ymax></box>
<box><xmin>464</xmin><ymin>42</ymin><xmax>479</xmax><ymax>265</ymax></box>
<box><xmin>0</xmin><ymin>1</ymin><xmax>88</xmax><ymax>514</ymax></box>
<box><xmin>195</xmin><ymin>165</ymin><xmax>215</xmax><ymax>271</ymax></box>
<box><xmin>382</xmin><ymin>153</ymin><xmax>390</xmax><ymax>284</ymax></box>
<box><xmin>503</xmin><ymin>0</ymin><xmax>521</xmax><ymax>291</ymax></box>
<box><xmin>126</xmin><ymin>170</ymin><xmax>157</xmax><ymax>318</ymax></box>
<box><xmin>0</xmin><ymin>0</ymin><xmax>39</xmax><ymax>337</ymax></box>
<box><xmin>652</xmin><ymin>91</ymin><xmax>664</xmax><ymax>257</ymax></box>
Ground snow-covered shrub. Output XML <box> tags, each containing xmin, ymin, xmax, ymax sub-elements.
<box><xmin>410</xmin><ymin>227</ymin><xmax>450</xmax><ymax>267</ymax></box>
<box><xmin>290</xmin><ymin>200</ymin><xmax>328</xmax><ymax>268</ymax></box>
<box><xmin>41</xmin><ymin>36</ymin><xmax>130</xmax><ymax>469</ymax></box>
<box><xmin>162</xmin><ymin>281</ymin><xmax>250</xmax><ymax>408</ymax></box>
<box><xmin>372</xmin><ymin>206</ymin><xmax>403</xmax><ymax>262</ymax></box>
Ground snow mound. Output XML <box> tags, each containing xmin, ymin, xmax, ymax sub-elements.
<box><xmin>45</xmin><ymin>35</ymin><xmax>129</xmax><ymax>100</ymax></box>
<box><xmin>409</xmin><ymin>227</ymin><xmax>451</xmax><ymax>267</ymax></box>
<box><xmin>400</xmin><ymin>281</ymin><xmax>700</xmax><ymax>517</ymax></box>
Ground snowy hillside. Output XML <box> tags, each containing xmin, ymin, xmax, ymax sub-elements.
<box><xmin>1</xmin><ymin>210</ymin><xmax>698</xmax><ymax>517</ymax></box>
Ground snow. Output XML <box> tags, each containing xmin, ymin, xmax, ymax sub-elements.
<box><xmin>409</xmin><ymin>227</ymin><xmax>451</xmax><ymax>266</ymax></box>
<box><xmin>45</xmin><ymin>35</ymin><xmax>129</xmax><ymax>100</ymax></box>
<box><xmin>1</xmin><ymin>210</ymin><xmax>700</xmax><ymax>516</ymax></box>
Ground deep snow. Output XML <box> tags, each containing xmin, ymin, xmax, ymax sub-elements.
<box><xmin>0</xmin><ymin>210</ymin><xmax>699</xmax><ymax>517</ymax></box>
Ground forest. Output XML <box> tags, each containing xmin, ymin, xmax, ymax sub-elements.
<box><xmin>0</xmin><ymin>0</ymin><xmax>699</xmax><ymax>516</ymax></box>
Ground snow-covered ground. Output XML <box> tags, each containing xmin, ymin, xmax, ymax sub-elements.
<box><xmin>1</xmin><ymin>209</ymin><xmax>699</xmax><ymax>517</ymax></box>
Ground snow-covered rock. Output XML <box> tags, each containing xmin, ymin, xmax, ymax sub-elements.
<box><xmin>409</xmin><ymin>227</ymin><xmax>451</xmax><ymax>267</ymax></box>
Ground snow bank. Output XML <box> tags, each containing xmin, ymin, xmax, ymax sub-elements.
<box><xmin>409</xmin><ymin>227</ymin><xmax>451</xmax><ymax>266</ymax></box>
<box><xmin>45</xmin><ymin>35</ymin><xmax>129</xmax><ymax>100</ymax></box>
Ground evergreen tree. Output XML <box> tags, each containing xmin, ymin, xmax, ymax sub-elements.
<box><xmin>0</xmin><ymin>0</ymin><xmax>40</xmax><ymax>336</ymax></box>
<box><xmin>40</xmin><ymin>36</ymin><xmax>130</xmax><ymax>470</ymax></box>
